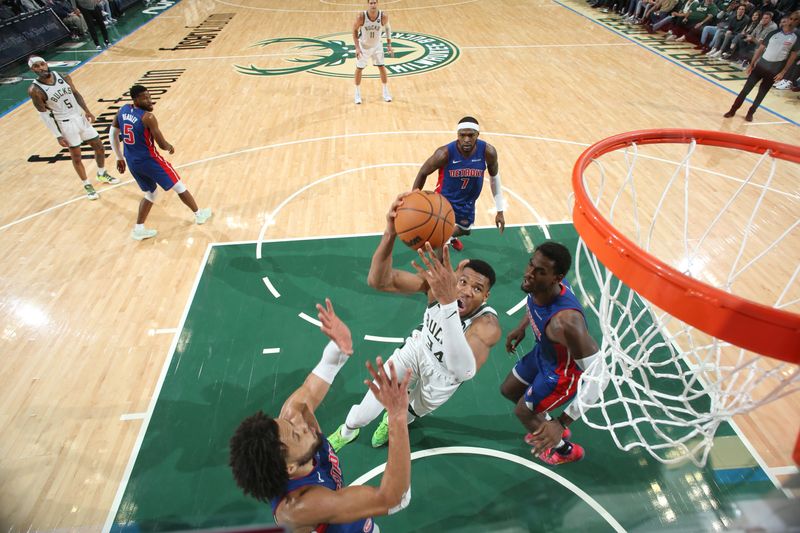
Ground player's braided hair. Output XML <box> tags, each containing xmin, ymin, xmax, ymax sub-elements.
<box><xmin>534</xmin><ymin>241</ymin><xmax>572</xmax><ymax>276</ymax></box>
<box><xmin>229</xmin><ymin>411</ymin><xmax>289</xmax><ymax>502</ymax></box>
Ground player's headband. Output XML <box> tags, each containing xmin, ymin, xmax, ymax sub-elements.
<box><xmin>456</xmin><ymin>121</ymin><xmax>480</xmax><ymax>132</ymax></box>
<box><xmin>28</xmin><ymin>56</ymin><xmax>46</xmax><ymax>68</ymax></box>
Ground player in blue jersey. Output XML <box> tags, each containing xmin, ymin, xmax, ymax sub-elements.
<box><xmin>500</xmin><ymin>242</ymin><xmax>606</xmax><ymax>465</ymax></box>
<box><xmin>109</xmin><ymin>85</ymin><xmax>211</xmax><ymax>241</ymax></box>
<box><xmin>412</xmin><ymin>116</ymin><xmax>506</xmax><ymax>251</ymax></box>
<box><xmin>229</xmin><ymin>299</ymin><xmax>412</xmax><ymax>532</ymax></box>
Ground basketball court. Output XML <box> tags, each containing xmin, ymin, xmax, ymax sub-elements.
<box><xmin>0</xmin><ymin>1</ymin><xmax>797</xmax><ymax>531</ymax></box>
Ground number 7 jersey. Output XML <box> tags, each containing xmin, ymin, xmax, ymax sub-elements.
<box><xmin>435</xmin><ymin>139</ymin><xmax>486</xmax><ymax>226</ymax></box>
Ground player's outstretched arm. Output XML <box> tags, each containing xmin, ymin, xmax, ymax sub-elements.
<box><xmin>277</xmin><ymin>358</ymin><xmax>412</xmax><ymax>527</ymax></box>
<box><xmin>412</xmin><ymin>146</ymin><xmax>448</xmax><ymax>191</ymax></box>
<box><xmin>279</xmin><ymin>299</ymin><xmax>354</xmax><ymax>426</ymax></box>
<box><xmin>142</xmin><ymin>113</ymin><xmax>175</xmax><ymax>154</ymax></box>
<box><xmin>367</xmin><ymin>192</ymin><xmax>429</xmax><ymax>294</ymax></box>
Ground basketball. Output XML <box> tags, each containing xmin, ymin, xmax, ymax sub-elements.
<box><xmin>394</xmin><ymin>191</ymin><xmax>455</xmax><ymax>250</ymax></box>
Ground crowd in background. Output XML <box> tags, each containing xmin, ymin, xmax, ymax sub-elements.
<box><xmin>1</xmin><ymin>0</ymin><xmax>117</xmax><ymax>50</ymax></box>
<box><xmin>590</xmin><ymin>0</ymin><xmax>800</xmax><ymax>92</ymax></box>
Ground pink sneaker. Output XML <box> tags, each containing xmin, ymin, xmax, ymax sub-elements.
<box><xmin>537</xmin><ymin>442</ymin><xmax>585</xmax><ymax>465</ymax></box>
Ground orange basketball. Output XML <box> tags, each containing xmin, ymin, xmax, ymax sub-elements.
<box><xmin>394</xmin><ymin>191</ymin><xmax>455</xmax><ymax>250</ymax></box>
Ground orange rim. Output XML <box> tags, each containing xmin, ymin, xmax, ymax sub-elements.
<box><xmin>572</xmin><ymin>129</ymin><xmax>800</xmax><ymax>363</ymax></box>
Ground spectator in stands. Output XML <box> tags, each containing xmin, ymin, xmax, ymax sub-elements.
<box><xmin>705</xmin><ymin>3</ymin><xmax>750</xmax><ymax>54</ymax></box>
<box><xmin>646</xmin><ymin>0</ymin><xmax>691</xmax><ymax>32</ymax></box>
<box><xmin>729</xmin><ymin>10</ymin><xmax>778</xmax><ymax>65</ymax></box>
<box><xmin>20</xmin><ymin>0</ymin><xmax>42</xmax><ymax>12</ymax></box>
<box><xmin>665</xmin><ymin>0</ymin><xmax>719</xmax><ymax>43</ymax></box>
<box><xmin>721</xmin><ymin>9</ymin><xmax>763</xmax><ymax>58</ymax></box>
<box><xmin>75</xmin><ymin>0</ymin><xmax>111</xmax><ymax>49</ymax></box>
<box><xmin>43</xmin><ymin>0</ymin><xmax>87</xmax><ymax>39</ymax></box>
<box><xmin>724</xmin><ymin>10</ymin><xmax>800</xmax><ymax>120</ymax></box>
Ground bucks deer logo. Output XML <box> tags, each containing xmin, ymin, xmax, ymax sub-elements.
<box><xmin>235</xmin><ymin>31</ymin><xmax>459</xmax><ymax>78</ymax></box>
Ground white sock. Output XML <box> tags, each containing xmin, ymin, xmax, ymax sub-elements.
<box><xmin>135</xmin><ymin>223</ymin><xmax>144</xmax><ymax>231</ymax></box>
<box><xmin>97</xmin><ymin>167</ymin><xmax>105</xmax><ymax>175</ymax></box>
<box><xmin>355</xmin><ymin>86</ymin><xmax>361</xmax><ymax>94</ymax></box>
<box><xmin>82</xmin><ymin>179</ymin><xmax>89</xmax><ymax>185</ymax></box>
<box><xmin>345</xmin><ymin>389</ymin><xmax>387</xmax><ymax>431</ymax></box>
<box><xmin>340</xmin><ymin>424</ymin><xmax>358</xmax><ymax>439</ymax></box>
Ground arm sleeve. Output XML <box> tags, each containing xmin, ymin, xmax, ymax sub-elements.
<box><xmin>38</xmin><ymin>111</ymin><xmax>61</xmax><ymax>137</ymax></box>
<box><xmin>311</xmin><ymin>341</ymin><xmax>349</xmax><ymax>384</ymax></box>
<box><xmin>439</xmin><ymin>301</ymin><xmax>477</xmax><ymax>382</ymax></box>
<box><xmin>109</xmin><ymin>125</ymin><xmax>123</xmax><ymax>159</ymax></box>
<box><xmin>564</xmin><ymin>350</ymin><xmax>608</xmax><ymax>420</ymax></box>
<box><xmin>489</xmin><ymin>172</ymin><xmax>507</xmax><ymax>212</ymax></box>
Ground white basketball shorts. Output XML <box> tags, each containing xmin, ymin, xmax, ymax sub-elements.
<box><xmin>58</xmin><ymin>114</ymin><xmax>99</xmax><ymax>148</ymax></box>
<box><xmin>356</xmin><ymin>43</ymin><xmax>385</xmax><ymax>69</ymax></box>
<box><xmin>388</xmin><ymin>330</ymin><xmax>461</xmax><ymax>418</ymax></box>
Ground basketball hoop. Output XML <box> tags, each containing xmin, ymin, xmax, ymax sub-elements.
<box><xmin>570</xmin><ymin>129</ymin><xmax>800</xmax><ymax>466</ymax></box>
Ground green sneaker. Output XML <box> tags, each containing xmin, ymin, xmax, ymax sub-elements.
<box><xmin>96</xmin><ymin>171</ymin><xmax>119</xmax><ymax>184</ymax></box>
<box><xmin>84</xmin><ymin>183</ymin><xmax>99</xmax><ymax>200</ymax></box>
<box><xmin>328</xmin><ymin>424</ymin><xmax>359</xmax><ymax>453</ymax></box>
<box><xmin>371</xmin><ymin>411</ymin><xmax>390</xmax><ymax>448</ymax></box>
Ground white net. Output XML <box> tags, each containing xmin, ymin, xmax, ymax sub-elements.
<box><xmin>570</xmin><ymin>134</ymin><xmax>800</xmax><ymax>466</ymax></box>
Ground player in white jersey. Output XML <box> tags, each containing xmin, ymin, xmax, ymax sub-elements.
<box><xmin>27</xmin><ymin>57</ymin><xmax>118</xmax><ymax>200</ymax></box>
<box><xmin>328</xmin><ymin>192</ymin><xmax>502</xmax><ymax>452</ymax></box>
<box><xmin>352</xmin><ymin>0</ymin><xmax>394</xmax><ymax>104</ymax></box>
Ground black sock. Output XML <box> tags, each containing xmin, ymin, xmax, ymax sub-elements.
<box><xmin>554</xmin><ymin>441</ymin><xmax>572</xmax><ymax>455</ymax></box>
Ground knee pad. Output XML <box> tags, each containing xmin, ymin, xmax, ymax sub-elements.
<box><xmin>172</xmin><ymin>181</ymin><xmax>186</xmax><ymax>194</ymax></box>
<box><xmin>144</xmin><ymin>189</ymin><xmax>157</xmax><ymax>202</ymax></box>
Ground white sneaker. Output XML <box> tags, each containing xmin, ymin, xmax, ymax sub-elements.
<box><xmin>131</xmin><ymin>227</ymin><xmax>157</xmax><ymax>241</ymax></box>
<box><xmin>707</xmin><ymin>48</ymin><xmax>719</xmax><ymax>57</ymax></box>
<box><xmin>84</xmin><ymin>183</ymin><xmax>99</xmax><ymax>200</ymax></box>
<box><xmin>383</xmin><ymin>90</ymin><xmax>392</xmax><ymax>102</ymax></box>
<box><xmin>354</xmin><ymin>89</ymin><xmax>362</xmax><ymax>105</ymax></box>
<box><xmin>675</xmin><ymin>35</ymin><xmax>686</xmax><ymax>42</ymax></box>
<box><xmin>665</xmin><ymin>32</ymin><xmax>676</xmax><ymax>41</ymax></box>
<box><xmin>773</xmin><ymin>79</ymin><xmax>792</xmax><ymax>90</ymax></box>
<box><xmin>195</xmin><ymin>208</ymin><xmax>212</xmax><ymax>224</ymax></box>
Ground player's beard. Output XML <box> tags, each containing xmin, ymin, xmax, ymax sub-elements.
<box><xmin>295</xmin><ymin>431</ymin><xmax>325</xmax><ymax>467</ymax></box>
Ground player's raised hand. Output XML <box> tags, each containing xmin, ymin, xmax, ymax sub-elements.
<box><xmin>316</xmin><ymin>298</ymin><xmax>353</xmax><ymax>355</ymax></box>
<box><xmin>411</xmin><ymin>242</ymin><xmax>458</xmax><ymax>305</ymax></box>
<box><xmin>386</xmin><ymin>190</ymin><xmax>414</xmax><ymax>236</ymax></box>
<box><xmin>365</xmin><ymin>357</ymin><xmax>411</xmax><ymax>415</ymax></box>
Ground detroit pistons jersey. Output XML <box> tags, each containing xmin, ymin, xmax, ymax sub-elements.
<box><xmin>421</xmin><ymin>301</ymin><xmax>496</xmax><ymax>376</ymax></box>
<box><xmin>358</xmin><ymin>10</ymin><xmax>383</xmax><ymax>48</ymax></box>
<box><xmin>436</xmin><ymin>140</ymin><xmax>487</xmax><ymax>225</ymax></box>
<box><xmin>526</xmin><ymin>280</ymin><xmax>586</xmax><ymax>371</ymax></box>
<box><xmin>269</xmin><ymin>438</ymin><xmax>374</xmax><ymax>533</ymax></box>
<box><xmin>32</xmin><ymin>72</ymin><xmax>81</xmax><ymax>121</ymax></box>
<box><xmin>116</xmin><ymin>104</ymin><xmax>156</xmax><ymax>162</ymax></box>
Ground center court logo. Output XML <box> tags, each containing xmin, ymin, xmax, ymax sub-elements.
<box><xmin>234</xmin><ymin>31</ymin><xmax>459</xmax><ymax>78</ymax></box>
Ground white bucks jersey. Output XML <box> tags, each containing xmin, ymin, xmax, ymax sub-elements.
<box><xmin>33</xmin><ymin>72</ymin><xmax>80</xmax><ymax>121</ymax></box>
<box><xmin>358</xmin><ymin>10</ymin><xmax>384</xmax><ymax>49</ymax></box>
<box><xmin>420</xmin><ymin>302</ymin><xmax>496</xmax><ymax>371</ymax></box>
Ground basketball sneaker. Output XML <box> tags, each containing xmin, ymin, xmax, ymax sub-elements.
<box><xmin>537</xmin><ymin>442</ymin><xmax>585</xmax><ymax>465</ymax></box>
<box><xmin>195</xmin><ymin>208</ymin><xmax>212</xmax><ymax>224</ymax></box>
<box><xmin>96</xmin><ymin>171</ymin><xmax>119</xmax><ymax>184</ymax></box>
<box><xmin>354</xmin><ymin>88</ymin><xmax>362</xmax><ymax>105</ymax></box>
<box><xmin>524</xmin><ymin>426</ymin><xmax>571</xmax><ymax>446</ymax></box>
<box><xmin>449</xmin><ymin>237</ymin><xmax>464</xmax><ymax>251</ymax></box>
<box><xmin>328</xmin><ymin>424</ymin><xmax>359</xmax><ymax>453</ymax></box>
<box><xmin>131</xmin><ymin>227</ymin><xmax>157</xmax><ymax>241</ymax></box>
<box><xmin>84</xmin><ymin>183</ymin><xmax>99</xmax><ymax>200</ymax></box>
<box><xmin>371</xmin><ymin>411</ymin><xmax>390</xmax><ymax>448</ymax></box>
